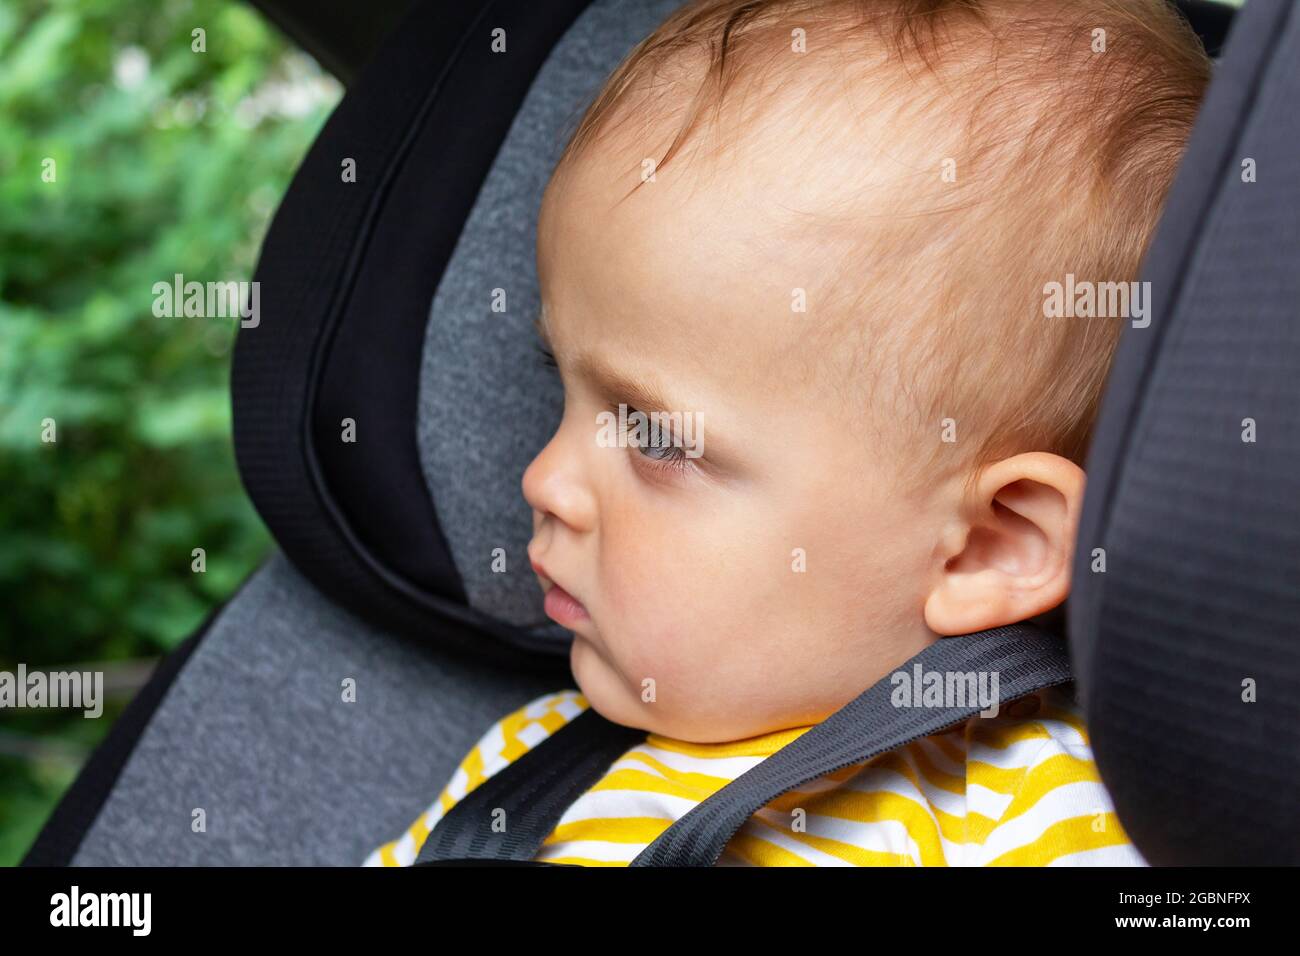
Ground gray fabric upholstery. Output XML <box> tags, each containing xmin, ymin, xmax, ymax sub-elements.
<box><xmin>71</xmin><ymin>554</ymin><xmax>563</xmax><ymax>865</ymax></box>
<box><xmin>419</xmin><ymin>0</ymin><xmax>687</xmax><ymax>627</ymax></box>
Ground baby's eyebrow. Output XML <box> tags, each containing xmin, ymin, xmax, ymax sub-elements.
<box><xmin>534</xmin><ymin>309</ymin><xmax>679</xmax><ymax>413</ymax></box>
<box><xmin>575</xmin><ymin>351</ymin><xmax>679</xmax><ymax>415</ymax></box>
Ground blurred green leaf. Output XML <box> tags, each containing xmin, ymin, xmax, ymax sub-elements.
<box><xmin>0</xmin><ymin>0</ymin><xmax>341</xmax><ymax>865</ymax></box>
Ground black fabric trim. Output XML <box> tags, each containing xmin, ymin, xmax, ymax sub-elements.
<box><xmin>19</xmin><ymin>595</ymin><xmax>227</xmax><ymax>867</ymax></box>
<box><xmin>232</xmin><ymin>0</ymin><xmax>594</xmax><ymax>667</ymax></box>
<box><xmin>1174</xmin><ymin>0</ymin><xmax>1236</xmax><ymax>58</ymax></box>
<box><xmin>245</xmin><ymin>0</ymin><xmax>415</xmax><ymax>86</ymax></box>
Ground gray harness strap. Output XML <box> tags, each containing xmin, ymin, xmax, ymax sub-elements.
<box><xmin>632</xmin><ymin>622</ymin><xmax>1071</xmax><ymax>866</ymax></box>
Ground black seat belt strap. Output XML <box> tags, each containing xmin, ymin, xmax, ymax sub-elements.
<box><xmin>413</xmin><ymin>706</ymin><xmax>646</xmax><ymax>865</ymax></box>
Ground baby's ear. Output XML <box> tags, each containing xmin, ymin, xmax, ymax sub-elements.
<box><xmin>924</xmin><ymin>452</ymin><xmax>1085</xmax><ymax>636</ymax></box>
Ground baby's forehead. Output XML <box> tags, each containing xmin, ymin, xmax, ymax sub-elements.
<box><xmin>548</xmin><ymin>50</ymin><xmax>954</xmax><ymax>237</ymax></box>
<box><xmin>542</xmin><ymin>87</ymin><xmax>955</xmax><ymax>397</ymax></box>
<box><xmin>546</xmin><ymin>103</ymin><xmax>941</xmax><ymax>369</ymax></box>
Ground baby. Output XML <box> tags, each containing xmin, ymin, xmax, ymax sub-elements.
<box><xmin>368</xmin><ymin>0</ymin><xmax>1210</xmax><ymax>866</ymax></box>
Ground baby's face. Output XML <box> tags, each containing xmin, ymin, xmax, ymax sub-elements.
<box><xmin>524</xmin><ymin>124</ymin><xmax>949</xmax><ymax>743</ymax></box>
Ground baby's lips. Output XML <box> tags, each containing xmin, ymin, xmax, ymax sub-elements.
<box><xmin>543</xmin><ymin>582</ymin><xmax>590</xmax><ymax>627</ymax></box>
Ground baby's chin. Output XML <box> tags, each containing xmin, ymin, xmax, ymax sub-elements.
<box><xmin>569</xmin><ymin>634</ymin><xmax>653</xmax><ymax>731</ymax></box>
<box><xmin>569</xmin><ymin>636</ymin><xmax>706</xmax><ymax>737</ymax></box>
<box><xmin>568</xmin><ymin>636</ymin><xmax>793</xmax><ymax>743</ymax></box>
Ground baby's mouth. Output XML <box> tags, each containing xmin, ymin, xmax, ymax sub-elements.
<box><xmin>542</xmin><ymin>582</ymin><xmax>590</xmax><ymax>627</ymax></box>
<box><xmin>529</xmin><ymin>555</ymin><xmax>590</xmax><ymax>627</ymax></box>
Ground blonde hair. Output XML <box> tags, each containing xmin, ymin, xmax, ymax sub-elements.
<box><xmin>553</xmin><ymin>0</ymin><xmax>1211</xmax><ymax>488</ymax></box>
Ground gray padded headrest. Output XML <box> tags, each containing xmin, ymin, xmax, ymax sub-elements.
<box><xmin>1069</xmin><ymin>0</ymin><xmax>1300</xmax><ymax>865</ymax></box>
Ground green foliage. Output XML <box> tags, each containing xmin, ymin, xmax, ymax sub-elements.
<box><xmin>0</xmin><ymin>0</ymin><xmax>340</xmax><ymax>862</ymax></box>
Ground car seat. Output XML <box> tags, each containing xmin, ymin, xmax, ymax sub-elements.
<box><xmin>22</xmin><ymin>0</ymin><xmax>1298</xmax><ymax>867</ymax></box>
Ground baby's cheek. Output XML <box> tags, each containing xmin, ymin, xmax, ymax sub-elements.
<box><xmin>599</xmin><ymin>509</ymin><xmax>761</xmax><ymax>698</ymax></box>
<box><xmin>603</xmin><ymin>572</ymin><xmax>711</xmax><ymax>697</ymax></box>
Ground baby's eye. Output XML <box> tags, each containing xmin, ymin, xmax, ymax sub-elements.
<box><xmin>636</xmin><ymin>435</ymin><xmax>685</xmax><ymax>463</ymax></box>
<box><xmin>623</xmin><ymin>409</ymin><xmax>693</xmax><ymax>476</ymax></box>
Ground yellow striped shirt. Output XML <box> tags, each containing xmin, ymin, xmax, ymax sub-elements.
<box><xmin>364</xmin><ymin>685</ymin><xmax>1145</xmax><ymax>866</ymax></box>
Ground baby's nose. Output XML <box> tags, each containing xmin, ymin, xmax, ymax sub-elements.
<box><xmin>521</xmin><ymin>434</ymin><xmax>598</xmax><ymax>533</ymax></box>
